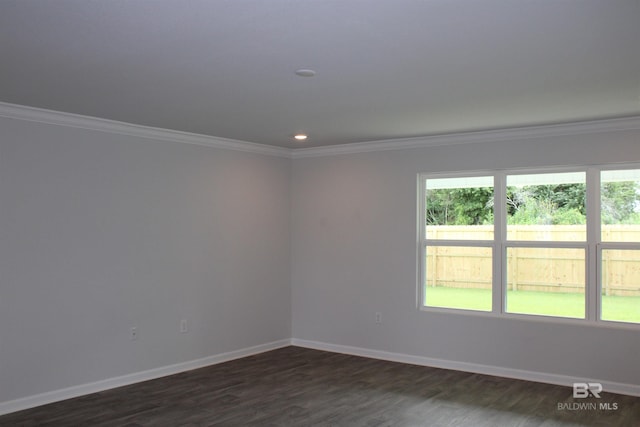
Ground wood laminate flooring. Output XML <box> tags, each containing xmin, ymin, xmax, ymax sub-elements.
<box><xmin>1</xmin><ymin>346</ymin><xmax>638</xmax><ymax>427</ymax></box>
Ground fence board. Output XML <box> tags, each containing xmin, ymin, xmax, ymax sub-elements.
<box><xmin>426</xmin><ymin>225</ymin><xmax>640</xmax><ymax>296</ymax></box>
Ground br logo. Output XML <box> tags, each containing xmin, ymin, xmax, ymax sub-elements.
<box><xmin>573</xmin><ymin>382</ymin><xmax>602</xmax><ymax>398</ymax></box>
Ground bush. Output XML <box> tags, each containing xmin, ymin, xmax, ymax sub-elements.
<box><xmin>552</xmin><ymin>208</ymin><xmax>586</xmax><ymax>225</ymax></box>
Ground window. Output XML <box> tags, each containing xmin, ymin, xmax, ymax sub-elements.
<box><xmin>599</xmin><ymin>169</ymin><xmax>640</xmax><ymax>324</ymax></box>
<box><xmin>505</xmin><ymin>172</ymin><xmax>586</xmax><ymax>319</ymax></box>
<box><xmin>422</xmin><ymin>176</ymin><xmax>494</xmax><ymax>312</ymax></box>
<box><xmin>506</xmin><ymin>172</ymin><xmax>586</xmax><ymax>241</ymax></box>
<box><xmin>419</xmin><ymin>166</ymin><xmax>640</xmax><ymax>325</ymax></box>
<box><xmin>506</xmin><ymin>247</ymin><xmax>585</xmax><ymax>318</ymax></box>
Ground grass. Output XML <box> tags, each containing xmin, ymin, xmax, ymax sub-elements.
<box><xmin>425</xmin><ymin>286</ymin><xmax>640</xmax><ymax>323</ymax></box>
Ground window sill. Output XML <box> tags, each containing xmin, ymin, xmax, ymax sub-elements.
<box><xmin>419</xmin><ymin>305</ymin><xmax>640</xmax><ymax>330</ymax></box>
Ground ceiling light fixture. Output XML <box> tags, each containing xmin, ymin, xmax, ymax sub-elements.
<box><xmin>294</xmin><ymin>134</ymin><xmax>308</xmax><ymax>141</ymax></box>
<box><xmin>295</xmin><ymin>69</ymin><xmax>316</xmax><ymax>77</ymax></box>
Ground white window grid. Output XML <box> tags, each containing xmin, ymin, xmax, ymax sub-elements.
<box><xmin>417</xmin><ymin>165</ymin><xmax>640</xmax><ymax>327</ymax></box>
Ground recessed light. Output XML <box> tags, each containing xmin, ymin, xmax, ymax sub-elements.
<box><xmin>295</xmin><ymin>69</ymin><xmax>316</xmax><ymax>77</ymax></box>
<box><xmin>294</xmin><ymin>134</ymin><xmax>308</xmax><ymax>141</ymax></box>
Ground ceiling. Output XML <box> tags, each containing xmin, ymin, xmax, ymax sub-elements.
<box><xmin>1</xmin><ymin>1</ymin><xmax>639</xmax><ymax>149</ymax></box>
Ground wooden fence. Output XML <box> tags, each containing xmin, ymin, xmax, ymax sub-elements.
<box><xmin>426</xmin><ymin>225</ymin><xmax>640</xmax><ymax>296</ymax></box>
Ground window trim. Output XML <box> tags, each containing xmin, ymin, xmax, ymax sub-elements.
<box><xmin>418</xmin><ymin>164</ymin><xmax>640</xmax><ymax>328</ymax></box>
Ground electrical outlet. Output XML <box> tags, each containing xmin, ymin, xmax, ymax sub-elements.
<box><xmin>375</xmin><ymin>312</ymin><xmax>382</xmax><ymax>324</ymax></box>
<box><xmin>180</xmin><ymin>319</ymin><xmax>188</xmax><ymax>333</ymax></box>
<box><xmin>130</xmin><ymin>327</ymin><xmax>138</xmax><ymax>341</ymax></box>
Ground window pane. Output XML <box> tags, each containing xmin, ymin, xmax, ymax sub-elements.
<box><xmin>424</xmin><ymin>246</ymin><xmax>492</xmax><ymax>311</ymax></box>
<box><xmin>601</xmin><ymin>250</ymin><xmax>640</xmax><ymax>324</ymax></box>
<box><xmin>506</xmin><ymin>172</ymin><xmax>586</xmax><ymax>241</ymax></box>
<box><xmin>506</xmin><ymin>247</ymin><xmax>585</xmax><ymax>318</ymax></box>
<box><xmin>601</xmin><ymin>169</ymin><xmax>640</xmax><ymax>242</ymax></box>
<box><xmin>425</xmin><ymin>176</ymin><xmax>493</xmax><ymax>240</ymax></box>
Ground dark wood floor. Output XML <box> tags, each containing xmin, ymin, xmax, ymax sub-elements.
<box><xmin>1</xmin><ymin>346</ymin><xmax>638</xmax><ymax>426</ymax></box>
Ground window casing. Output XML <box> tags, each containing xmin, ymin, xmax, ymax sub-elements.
<box><xmin>418</xmin><ymin>165</ymin><xmax>640</xmax><ymax>326</ymax></box>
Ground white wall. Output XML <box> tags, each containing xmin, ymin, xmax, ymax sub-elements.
<box><xmin>2</xmin><ymin>113</ymin><xmax>639</xmax><ymax>409</ymax></box>
<box><xmin>291</xmin><ymin>129</ymin><xmax>640</xmax><ymax>389</ymax></box>
<box><xmin>0</xmin><ymin>117</ymin><xmax>291</xmax><ymax>404</ymax></box>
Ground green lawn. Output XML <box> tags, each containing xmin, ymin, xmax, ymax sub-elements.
<box><xmin>425</xmin><ymin>287</ymin><xmax>640</xmax><ymax>323</ymax></box>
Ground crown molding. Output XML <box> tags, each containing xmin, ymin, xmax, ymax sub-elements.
<box><xmin>0</xmin><ymin>102</ymin><xmax>291</xmax><ymax>158</ymax></box>
<box><xmin>292</xmin><ymin>116</ymin><xmax>640</xmax><ymax>159</ymax></box>
<box><xmin>2</xmin><ymin>102</ymin><xmax>639</xmax><ymax>160</ymax></box>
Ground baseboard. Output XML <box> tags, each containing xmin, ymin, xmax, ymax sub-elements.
<box><xmin>4</xmin><ymin>337</ymin><xmax>637</xmax><ymax>417</ymax></box>
<box><xmin>0</xmin><ymin>339</ymin><xmax>292</xmax><ymax>416</ymax></box>
<box><xmin>291</xmin><ymin>338</ymin><xmax>640</xmax><ymax>397</ymax></box>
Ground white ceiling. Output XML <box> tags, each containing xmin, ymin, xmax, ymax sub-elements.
<box><xmin>1</xmin><ymin>0</ymin><xmax>639</xmax><ymax>149</ymax></box>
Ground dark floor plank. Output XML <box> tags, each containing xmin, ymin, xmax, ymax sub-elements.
<box><xmin>1</xmin><ymin>346</ymin><xmax>638</xmax><ymax>426</ymax></box>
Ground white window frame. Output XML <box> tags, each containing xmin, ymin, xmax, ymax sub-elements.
<box><xmin>418</xmin><ymin>171</ymin><xmax>498</xmax><ymax>314</ymax></box>
<box><xmin>417</xmin><ymin>164</ymin><xmax>640</xmax><ymax>328</ymax></box>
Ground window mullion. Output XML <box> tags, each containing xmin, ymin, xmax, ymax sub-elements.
<box><xmin>494</xmin><ymin>172</ymin><xmax>506</xmax><ymax>314</ymax></box>
<box><xmin>586</xmin><ymin>167</ymin><xmax>599</xmax><ymax>322</ymax></box>
<box><xmin>418</xmin><ymin>174</ymin><xmax>426</xmax><ymax>309</ymax></box>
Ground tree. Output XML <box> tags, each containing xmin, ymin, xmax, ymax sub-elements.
<box><xmin>427</xmin><ymin>181</ymin><xmax>640</xmax><ymax>227</ymax></box>
<box><xmin>426</xmin><ymin>187</ymin><xmax>493</xmax><ymax>225</ymax></box>
<box><xmin>601</xmin><ymin>181</ymin><xmax>639</xmax><ymax>224</ymax></box>
<box><xmin>507</xmin><ymin>184</ymin><xmax>586</xmax><ymax>225</ymax></box>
